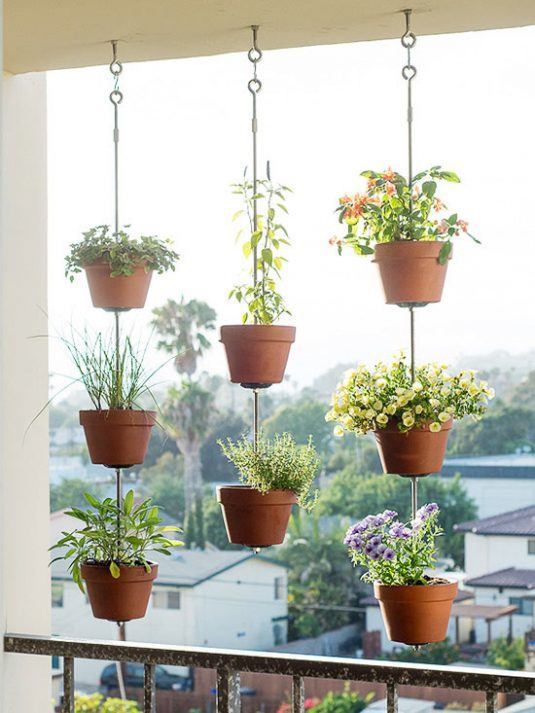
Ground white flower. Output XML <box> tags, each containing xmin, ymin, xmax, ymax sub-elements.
<box><xmin>376</xmin><ymin>413</ymin><xmax>389</xmax><ymax>426</ymax></box>
<box><xmin>438</xmin><ymin>412</ymin><xmax>450</xmax><ymax>423</ymax></box>
<box><xmin>412</xmin><ymin>381</ymin><xmax>423</xmax><ymax>392</ymax></box>
<box><xmin>333</xmin><ymin>425</ymin><xmax>344</xmax><ymax>438</ymax></box>
<box><xmin>429</xmin><ymin>422</ymin><xmax>441</xmax><ymax>433</ymax></box>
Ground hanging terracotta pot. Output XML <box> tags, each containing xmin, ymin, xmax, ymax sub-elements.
<box><xmin>374</xmin><ymin>419</ymin><xmax>452</xmax><ymax>476</ymax></box>
<box><xmin>217</xmin><ymin>485</ymin><xmax>297</xmax><ymax>547</ymax></box>
<box><xmin>79</xmin><ymin>409</ymin><xmax>156</xmax><ymax>468</ymax></box>
<box><xmin>220</xmin><ymin>325</ymin><xmax>296</xmax><ymax>387</ymax></box>
<box><xmin>374</xmin><ymin>579</ymin><xmax>458</xmax><ymax>645</ymax></box>
<box><xmin>83</xmin><ymin>260</ymin><xmax>153</xmax><ymax>311</ymax></box>
<box><xmin>81</xmin><ymin>562</ymin><xmax>158</xmax><ymax>622</ymax></box>
<box><xmin>373</xmin><ymin>241</ymin><xmax>451</xmax><ymax>306</ymax></box>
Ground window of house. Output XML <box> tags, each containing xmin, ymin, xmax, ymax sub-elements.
<box><xmin>153</xmin><ymin>590</ymin><xmax>181</xmax><ymax>609</ymax></box>
<box><xmin>509</xmin><ymin>597</ymin><xmax>534</xmax><ymax>616</ymax></box>
<box><xmin>51</xmin><ymin>583</ymin><xmax>64</xmax><ymax>608</ymax></box>
<box><xmin>528</xmin><ymin>540</ymin><xmax>535</xmax><ymax>555</ymax></box>
<box><xmin>274</xmin><ymin>577</ymin><xmax>285</xmax><ymax>600</ymax></box>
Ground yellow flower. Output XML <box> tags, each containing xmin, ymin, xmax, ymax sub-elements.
<box><xmin>412</xmin><ymin>381</ymin><xmax>423</xmax><ymax>392</ymax></box>
<box><xmin>486</xmin><ymin>388</ymin><xmax>496</xmax><ymax>399</ymax></box>
<box><xmin>402</xmin><ymin>412</ymin><xmax>415</xmax><ymax>428</ymax></box>
<box><xmin>333</xmin><ymin>425</ymin><xmax>344</xmax><ymax>438</ymax></box>
<box><xmin>376</xmin><ymin>413</ymin><xmax>389</xmax><ymax>426</ymax></box>
<box><xmin>365</xmin><ymin>409</ymin><xmax>376</xmax><ymax>420</ymax></box>
<box><xmin>386</xmin><ymin>404</ymin><xmax>397</xmax><ymax>415</ymax></box>
<box><xmin>429</xmin><ymin>422</ymin><xmax>441</xmax><ymax>433</ymax></box>
<box><xmin>375</xmin><ymin>378</ymin><xmax>387</xmax><ymax>388</ymax></box>
<box><xmin>438</xmin><ymin>412</ymin><xmax>450</xmax><ymax>423</ymax></box>
<box><xmin>430</xmin><ymin>398</ymin><xmax>440</xmax><ymax>408</ymax></box>
<box><xmin>325</xmin><ymin>410</ymin><xmax>335</xmax><ymax>422</ymax></box>
<box><xmin>373</xmin><ymin>400</ymin><xmax>383</xmax><ymax>411</ymax></box>
<box><xmin>459</xmin><ymin>379</ymin><xmax>470</xmax><ymax>389</ymax></box>
<box><xmin>415</xmin><ymin>405</ymin><xmax>423</xmax><ymax>414</ymax></box>
<box><xmin>440</xmin><ymin>387</ymin><xmax>451</xmax><ymax>397</ymax></box>
<box><xmin>342</xmin><ymin>415</ymin><xmax>354</xmax><ymax>429</ymax></box>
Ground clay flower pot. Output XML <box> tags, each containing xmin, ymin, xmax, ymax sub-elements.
<box><xmin>220</xmin><ymin>325</ymin><xmax>296</xmax><ymax>388</ymax></box>
<box><xmin>374</xmin><ymin>419</ymin><xmax>452</xmax><ymax>476</ymax></box>
<box><xmin>81</xmin><ymin>562</ymin><xmax>158</xmax><ymax>622</ymax></box>
<box><xmin>79</xmin><ymin>409</ymin><xmax>156</xmax><ymax>468</ymax></box>
<box><xmin>374</xmin><ymin>579</ymin><xmax>458</xmax><ymax>645</ymax></box>
<box><xmin>373</xmin><ymin>241</ymin><xmax>452</xmax><ymax>306</ymax></box>
<box><xmin>217</xmin><ymin>485</ymin><xmax>297</xmax><ymax>548</ymax></box>
<box><xmin>83</xmin><ymin>260</ymin><xmax>153</xmax><ymax>311</ymax></box>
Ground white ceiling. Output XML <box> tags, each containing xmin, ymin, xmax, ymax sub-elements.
<box><xmin>5</xmin><ymin>0</ymin><xmax>535</xmax><ymax>74</ymax></box>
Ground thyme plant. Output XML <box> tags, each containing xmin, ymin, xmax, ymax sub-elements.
<box><xmin>219</xmin><ymin>433</ymin><xmax>319</xmax><ymax>510</ymax></box>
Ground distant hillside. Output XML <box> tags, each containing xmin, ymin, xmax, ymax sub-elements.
<box><xmin>309</xmin><ymin>362</ymin><xmax>353</xmax><ymax>400</ymax></box>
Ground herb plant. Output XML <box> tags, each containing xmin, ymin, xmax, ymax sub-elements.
<box><xmin>344</xmin><ymin>504</ymin><xmax>442</xmax><ymax>585</ymax></box>
<box><xmin>229</xmin><ymin>172</ymin><xmax>292</xmax><ymax>324</ymax></box>
<box><xmin>65</xmin><ymin>225</ymin><xmax>179</xmax><ymax>280</ymax></box>
<box><xmin>50</xmin><ymin>491</ymin><xmax>183</xmax><ymax>592</ymax></box>
<box><xmin>326</xmin><ymin>353</ymin><xmax>494</xmax><ymax>437</ymax></box>
<box><xmin>332</xmin><ymin>167</ymin><xmax>479</xmax><ymax>263</ymax></box>
<box><xmin>219</xmin><ymin>433</ymin><xmax>319</xmax><ymax>510</ymax></box>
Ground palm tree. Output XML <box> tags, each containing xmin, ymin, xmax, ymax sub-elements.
<box><xmin>152</xmin><ymin>298</ymin><xmax>217</xmax><ymax>514</ymax></box>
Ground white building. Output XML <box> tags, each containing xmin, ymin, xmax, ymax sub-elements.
<box><xmin>441</xmin><ymin>454</ymin><xmax>535</xmax><ymax>519</ymax></box>
<box><xmin>51</xmin><ymin>513</ymin><xmax>288</xmax><ymax>687</ymax></box>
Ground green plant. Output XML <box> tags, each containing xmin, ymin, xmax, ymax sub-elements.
<box><xmin>50</xmin><ymin>491</ymin><xmax>183</xmax><ymax>591</ymax></box>
<box><xmin>326</xmin><ymin>353</ymin><xmax>494</xmax><ymax>437</ymax></box>
<box><xmin>65</xmin><ymin>225</ymin><xmax>179</xmax><ymax>280</ymax></box>
<box><xmin>487</xmin><ymin>637</ymin><xmax>525</xmax><ymax>670</ymax></box>
<box><xmin>219</xmin><ymin>432</ymin><xmax>319</xmax><ymax>509</ymax></box>
<box><xmin>63</xmin><ymin>330</ymin><xmax>162</xmax><ymax>410</ymax></box>
<box><xmin>74</xmin><ymin>693</ymin><xmax>139</xmax><ymax>712</ymax></box>
<box><xmin>332</xmin><ymin>167</ymin><xmax>479</xmax><ymax>263</ymax></box>
<box><xmin>229</xmin><ymin>172</ymin><xmax>292</xmax><ymax>324</ymax></box>
<box><xmin>310</xmin><ymin>685</ymin><xmax>374</xmax><ymax>713</ymax></box>
<box><xmin>344</xmin><ymin>504</ymin><xmax>443</xmax><ymax>586</ymax></box>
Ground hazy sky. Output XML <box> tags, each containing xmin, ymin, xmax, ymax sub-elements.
<box><xmin>47</xmin><ymin>25</ymin><xmax>535</xmax><ymax>391</ymax></box>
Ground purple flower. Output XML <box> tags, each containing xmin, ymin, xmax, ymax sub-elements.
<box><xmin>368</xmin><ymin>550</ymin><xmax>381</xmax><ymax>560</ymax></box>
<box><xmin>376</xmin><ymin>543</ymin><xmax>387</xmax><ymax>555</ymax></box>
<box><xmin>382</xmin><ymin>509</ymin><xmax>398</xmax><ymax>521</ymax></box>
<box><xmin>369</xmin><ymin>535</ymin><xmax>382</xmax><ymax>547</ymax></box>
<box><xmin>382</xmin><ymin>548</ymin><xmax>395</xmax><ymax>561</ymax></box>
<box><xmin>390</xmin><ymin>521</ymin><xmax>412</xmax><ymax>539</ymax></box>
<box><xmin>425</xmin><ymin>503</ymin><xmax>439</xmax><ymax>514</ymax></box>
<box><xmin>373</xmin><ymin>515</ymin><xmax>386</xmax><ymax>526</ymax></box>
<box><xmin>348</xmin><ymin>537</ymin><xmax>363</xmax><ymax>551</ymax></box>
<box><xmin>364</xmin><ymin>542</ymin><xmax>376</xmax><ymax>555</ymax></box>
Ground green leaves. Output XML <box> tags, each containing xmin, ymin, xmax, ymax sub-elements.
<box><xmin>439</xmin><ymin>240</ymin><xmax>453</xmax><ymax>264</ymax></box>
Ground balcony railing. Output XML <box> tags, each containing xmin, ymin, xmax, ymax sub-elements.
<box><xmin>5</xmin><ymin>633</ymin><xmax>535</xmax><ymax>713</ymax></box>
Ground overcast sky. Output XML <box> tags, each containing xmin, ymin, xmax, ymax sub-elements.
<box><xmin>47</xmin><ymin>25</ymin><xmax>535</xmax><ymax>391</ymax></box>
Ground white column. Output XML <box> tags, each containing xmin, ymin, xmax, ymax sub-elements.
<box><xmin>1</xmin><ymin>65</ymin><xmax>51</xmax><ymax>711</ymax></box>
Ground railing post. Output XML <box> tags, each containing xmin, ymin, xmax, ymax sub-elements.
<box><xmin>292</xmin><ymin>675</ymin><xmax>305</xmax><ymax>713</ymax></box>
<box><xmin>486</xmin><ymin>691</ymin><xmax>498</xmax><ymax>713</ymax></box>
<box><xmin>387</xmin><ymin>682</ymin><xmax>398</xmax><ymax>713</ymax></box>
<box><xmin>63</xmin><ymin>657</ymin><xmax>74</xmax><ymax>713</ymax></box>
<box><xmin>144</xmin><ymin>663</ymin><xmax>156</xmax><ymax>712</ymax></box>
<box><xmin>217</xmin><ymin>668</ymin><xmax>241</xmax><ymax>713</ymax></box>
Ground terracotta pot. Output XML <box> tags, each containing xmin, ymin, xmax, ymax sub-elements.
<box><xmin>374</xmin><ymin>419</ymin><xmax>452</xmax><ymax>476</ymax></box>
<box><xmin>373</xmin><ymin>241</ymin><xmax>451</xmax><ymax>306</ymax></box>
<box><xmin>374</xmin><ymin>579</ymin><xmax>458</xmax><ymax>645</ymax></box>
<box><xmin>217</xmin><ymin>485</ymin><xmax>297</xmax><ymax>548</ymax></box>
<box><xmin>81</xmin><ymin>562</ymin><xmax>158</xmax><ymax>622</ymax></box>
<box><xmin>220</xmin><ymin>325</ymin><xmax>296</xmax><ymax>387</ymax></box>
<box><xmin>83</xmin><ymin>260</ymin><xmax>153</xmax><ymax>311</ymax></box>
<box><xmin>79</xmin><ymin>409</ymin><xmax>156</xmax><ymax>468</ymax></box>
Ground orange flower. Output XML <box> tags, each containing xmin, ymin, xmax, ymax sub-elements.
<box><xmin>386</xmin><ymin>183</ymin><xmax>395</xmax><ymax>196</ymax></box>
<box><xmin>382</xmin><ymin>167</ymin><xmax>396</xmax><ymax>182</ymax></box>
<box><xmin>437</xmin><ymin>219</ymin><xmax>449</xmax><ymax>234</ymax></box>
<box><xmin>433</xmin><ymin>198</ymin><xmax>446</xmax><ymax>211</ymax></box>
<box><xmin>457</xmin><ymin>219</ymin><xmax>469</xmax><ymax>232</ymax></box>
<box><xmin>339</xmin><ymin>194</ymin><xmax>352</xmax><ymax>205</ymax></box>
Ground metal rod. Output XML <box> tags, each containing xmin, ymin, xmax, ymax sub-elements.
<box><xmin>486</xmin><ymin>692</ymin><xmax>498</xmax><ymax>713</ymax></box>
<box><xmin>387</xmin><ymin>682</ymin><xmax>398</xmax><ymax>713</ymax></box>
<box><xmin>253</xmin><ymin>389</ymin><xmax>259</xmax><ymax>452</ymax></box>
<box><xmin>249</xmin><ymin>25</ymin><xmax>261</xmax><ymax>314</ymax></box>
<box><xmin>411</xmin><ymin>476</ymin><xmax>418</xmax><ymax>519</ymax></box>
<box><xmin>144</xmin><ymin>664</ymin><xmax>156</xmax><ymax>712</ymax></box>
<box><xmin>401</xmin><ymin>9</ymin><xmax>416</xmax><ymax>237</ymax></box>
<box><xmin>409</xmin><ymin>305</ymin><xmax>415</xmax><ymax>381</ymax></box>
<box><xmin>63</xmin><ymin>657</ymin><xmax>74</xmax><ymax>713</ymax></box>
<box><xmin>217</xmin><ymin>669</ymin><xmax>241</xmax><ymax>712</ymax></box>
<box><xmin>292</xmin><ymin>675</ymin><xmax>305</xmax><ymax>713</ymax></box>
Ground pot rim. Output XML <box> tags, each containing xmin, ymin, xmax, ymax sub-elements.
<box><xmin>220</xmin><ymin>324</ymin><xmax>296</xmax><ymax>342</ymax></box>
<box><xmin>217</xmin><ymin>484</ymin><xmax>298</xmax><ymax>505</ymax></box>
<box><xmin>79</xmin><ymin>408</ymin><xmax>157</xmax><ymax>422</ymax></box>
<box><xmin>374</xmin><ymin>417</ymin><xmax>453</xmax><ymax>434</ymax></box>
<box><xmin>374</xmin><ymin>578</ymin><xmax>458</xmax><ymax>600</ymax></box>
<box><xmin>373</xmin><ymin>240</ymin><xmax>452</xmax><ymax>261</ymax></box>
<box><xmin>81</xmin><ymin>560</ymin><xmax>157</xmax><ymax>571</ymax></box>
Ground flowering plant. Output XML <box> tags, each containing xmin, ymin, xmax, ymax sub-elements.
<box><xmin>229</xmin><ymin>171</ymin><xmax>292</xmax><ymax>324</ymax></box>
<box><xmin>325</xmin><ymin>353</ymin><xmax>494</xmax><ymax>437</ymax></box>
<box><xmin>331</xmin><ymin>167</ymin><xmax>479</xmax><ymax>264</ymax></box>
<box><xmin>344</xmin><ymin>504</ymin><xmax>442</xmax><ymax>585</ymax></box>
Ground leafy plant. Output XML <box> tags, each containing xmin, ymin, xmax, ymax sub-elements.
<box><xmin>229</xmin><ymin>171</ymin><xmax>292</xmax><ymax>324</ymax></box>
<box><xmin>219</xmin><ymin>432</ymin><xmax>319</xmax><ymax>510</ymax></box>
<box><xmin>487</xmin><ymin>637</ymin><xmax>525</xmax><ymax>670</ymax></box>
<box><xmin>326</xmin><ymin>353</ymin><xmax>494</xmax><ymax>437</ymax></box>
<box><xmin>65</xmin><ymin>225</ymin><xmax>179</xmax><ymax>280</ymax></box>
<box><xmin>74</xmin><ymin>692</ymin><xmax>139</xmax><ymax>712</ymax></box>
<box><xmin>310</xmin><ymin>685</ymin><xmax>373</xmax><ymax>713</ymax></box>
<box><xmin>344</xmin><ymin>503</ymin><xmax>443</xmax><ymax>585</ymax></box>
<box><xmin>63</xmin><ymin>330</ymin><xmax>163</xmax><ymax>410</ymax></box>
<box><xmin>332</xmin><ymin>167</ymin><xmax>479</xmax><ymax>263</ymax></box>
<box><xmin>50</xmin><ymin>491</ymin><xmax>183</xmax><ymax>592</ymax></box>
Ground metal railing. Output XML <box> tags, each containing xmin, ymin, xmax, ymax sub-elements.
<box><xmin>5</xmin><ymin>633</ymin><xmax>535</xmax><ymax>713</ymax></box>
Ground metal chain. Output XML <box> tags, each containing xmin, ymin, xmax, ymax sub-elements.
<box><xmin>248</xmin><ymin>26</ymin><xmax>263</xmax><ymax>460</ymax></box>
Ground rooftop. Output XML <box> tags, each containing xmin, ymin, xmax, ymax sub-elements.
<box><xmin>465</xmin><ymin>568</ymin><xmax>535</xmax><ymax>590</ymax></box>
<box><xmin>441</xmin><ymin>453</ymin><xmax>535</xmax><ymax>480</ymax></box>
<box><xmin>455</xmin><ymin>505</ymin><xmax>535</xmax><ymax>536</ymax></box>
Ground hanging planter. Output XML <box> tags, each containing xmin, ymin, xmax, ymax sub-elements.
<box><xmin>65</xmin><ymin>226</ymin><xmax>179</xmax><ymax>311</ymax></box>
<box><xmin>220</xmin><ymin>324</ymin><xmax>296</xmax><ymax>387</ymax></box>
<box><xmin>374</xmin><ymin>579</ymin><xmax>458</xmax><ymax>645</ymax></box>
<box><xmin>82</xmin><ymin>562</ymin><xmax>158</xmax><ymax>622</ymax></box>
<box><xmin>373</xmin><ymin>241</ymin><xmax>450</xmax><ymax>306</ymax></box>
<box><xmin>221</xmin><ymin>172</ymin><xmax>295</xmax><ymax>388</ymax></box>
<box><xmin>80</xmin><ymin>409</ymin><xmax>156</xmax><ymax>468</ymax></box>
<box><xmin>326</xmin><ymin>353</ymin><xmax>494</xmax><ymax>476</ymax></box>
<box><xmin>344</xmin><ymin>504</ymin><xmax>457</xmax><ymax>645</ymax></box>
<box><xmin>330</xmin><ymin>167</ymin><xmax>479</xmax><ymax>307</ymax></box>
<box><xmin>51</xmin><ymin>491</ymin><xmax>183</xmax><ymax>622</ymax></box>
<box><xmin>374</xmin><ymin>419</ymin><xmax>452</xmax><ymax>476</ymax></box>
<box><xmin>217</xmin><ymin>433</ymin><xmax>319</xmax><ymax>548</ymax></box>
